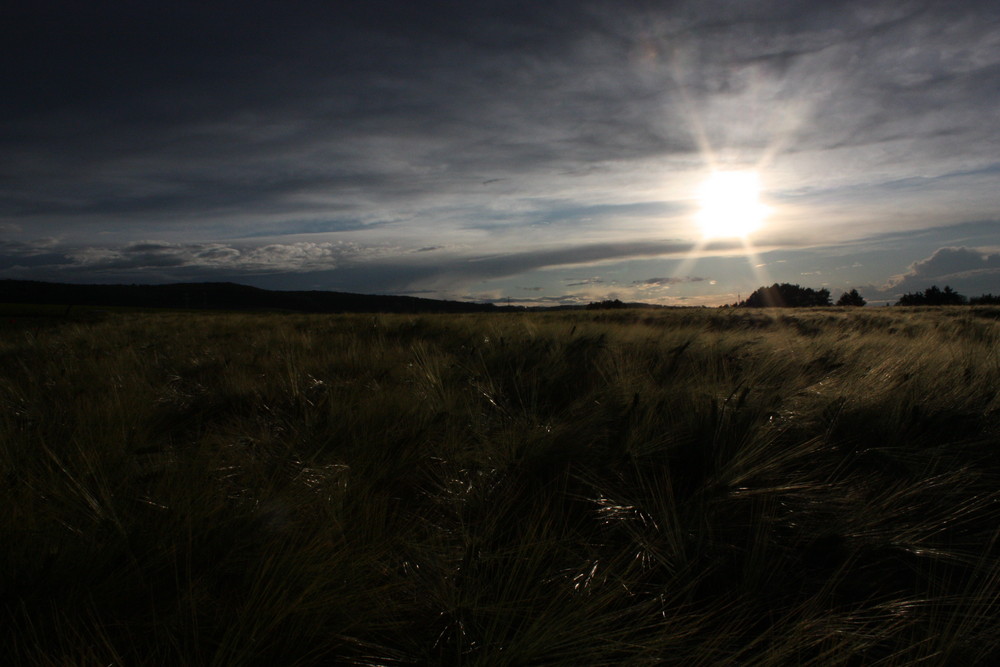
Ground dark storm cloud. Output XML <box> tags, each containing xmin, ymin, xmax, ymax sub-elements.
<box><xmin>0</xmin><ymin>2</ymin><xmax>882</xmax><ymax>223</ymax></box>
<box><xmin>2</xmin><ymin>2</ymin><xmax>666</xmax><ymax>206</ymax></box>
<box><xmin>0</xmin><ymin>238</ymin><xmax>74</xmax><ymax>270</ymax></box>
<box><xmin>2</xmin><ymin>5</ymin><xmax>990</xmax><ymax>177</ymax></box>
<box><xmin>0</xmin><ymin>237</ymin><xmax>380</xmax><ymax>282</ymax></box>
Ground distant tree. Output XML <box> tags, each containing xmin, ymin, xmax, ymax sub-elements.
<box><xmin>836</xmin><ymin>289</ymin><xmax>866</xmax><ymax>307</ymax></box>
<box><xmin>970</xmin><ymin>293</ymin><xmax>1000</xmax><ymax>305</ymax></box>
<box><xmin>735</xmin><ymin>283</ymin><xmax>832</xmax><ymax>308</ymax></box>
<box><xmin>586</xmin><ymin>299</ymin><xmax>627</xmax><ymax>310</ymax></box>
<box><xmin>895</xmin><ymin>285</ymin><xmax>967</xmax><ymax>306</ymax></box>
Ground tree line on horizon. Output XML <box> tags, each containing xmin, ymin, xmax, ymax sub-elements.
<box><xmin>726</xmin><ymin>283</ymin><xmax>1000</xmax><ymax>308</ymax></box>
<box><xmin>895</xmin><ymin>284</ymin><xmax>1000</xmax><ymax>306</ymax></box>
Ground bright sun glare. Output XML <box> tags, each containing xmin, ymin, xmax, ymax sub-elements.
<box><xmin>696</xmin><ymin>170</ymin><xmax>769</xmax><ymax>239</ymax></box>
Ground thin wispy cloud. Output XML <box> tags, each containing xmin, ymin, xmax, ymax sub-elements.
<box><xmin>632</xmin><ymin>276</ymin><xmax>706</xmax><ymax>286</ymax></box>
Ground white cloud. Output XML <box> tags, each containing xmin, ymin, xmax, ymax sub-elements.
<box><xmin>631</xmin><ymin>276</ymin><xmax>707</xmax><ymax>288</ymax></box>
<box><xmin>884</xmin><ymin>246</ymin><xmax>1000</xmax><ymax>291</ymax></box>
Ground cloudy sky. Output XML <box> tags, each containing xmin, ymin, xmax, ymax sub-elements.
<box><xmin>3</xmin><ymin>0</ymin><xmax>999</xmax><ymax>306</ymax></box>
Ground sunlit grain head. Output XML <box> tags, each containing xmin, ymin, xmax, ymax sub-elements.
<box><xmin>696</xmin><ymin>170</ymin><xmax>770</xmax><ymax>239</ymax></box>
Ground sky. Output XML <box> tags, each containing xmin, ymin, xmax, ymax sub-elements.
<box><xmin>2</xmin><ymin>0</ymin><xmax>999</xmax><ymax>306</ymax></box>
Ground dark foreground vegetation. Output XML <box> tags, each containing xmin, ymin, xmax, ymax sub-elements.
<box><xmin>3</xmin><ymin>307</ymin><xmax>1000</xmax><ymax>664</ymax></box>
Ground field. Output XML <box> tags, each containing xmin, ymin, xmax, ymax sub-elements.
<box><xmin>3</xmin><ymin>306</ymin><xmax>1000</xmax><ymax>665</ymax></box>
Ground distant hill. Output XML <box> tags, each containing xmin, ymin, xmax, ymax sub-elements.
<box><xmin>0</xmin><ymin>280</ymin><xmax>505</xmax><ymax>314</ymax></box>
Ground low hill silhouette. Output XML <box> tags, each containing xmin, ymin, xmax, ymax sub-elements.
<box><xmin>0</xmin><ymin>280</ymin><xmax>504</xmax><ymax>314</ymax></box>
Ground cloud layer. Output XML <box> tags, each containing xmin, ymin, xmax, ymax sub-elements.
<box><xmin>2</xmin><ymin>1</ymin><xmax>1000</xmax><ymax>301</ymax></box>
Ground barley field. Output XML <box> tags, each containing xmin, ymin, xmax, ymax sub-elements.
<box><xmin>3</xmin><ymin>307</ymin><xmax>1000</xmax><ymax>665</ymax></box>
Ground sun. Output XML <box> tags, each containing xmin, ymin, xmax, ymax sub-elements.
<box><xmin>696</xmin><ymin>170</ymin><xmax>769</xmax><ymax>239</ymax></box>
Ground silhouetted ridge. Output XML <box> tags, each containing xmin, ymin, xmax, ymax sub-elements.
<box><xmin>0</xmin><ymin>280</ymin><xmax>500</xmax><ymax>313</ymax></box>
